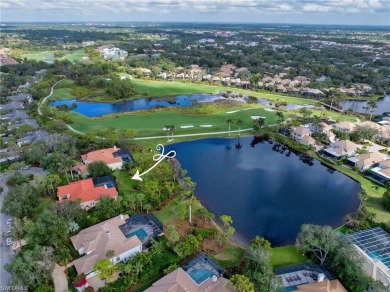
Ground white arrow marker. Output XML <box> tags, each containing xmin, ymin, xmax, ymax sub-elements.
<box><xmin>132</xmin><ymin>144</ymin><xmax>176</xmax><ymax>181</ymax></box>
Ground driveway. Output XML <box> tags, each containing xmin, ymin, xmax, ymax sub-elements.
<box><xmin>20</xmin><ymin>167</ymin><xmax>47</xmax><ymax>177</ymax></box>
<box><xmin>0</xmin><ymin>175</ymin><xmax>14</xmax><ymax>286</ymax></box>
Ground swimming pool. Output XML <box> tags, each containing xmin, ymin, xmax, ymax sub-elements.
<box><xmin>126</xmin><ymin>228</ymin><xmax>148</xmax><ymax>241</ymax></box>
<box><xmin>189</xmin><ymin>269</ymin><xmax>216</xmax><ymax>285</ymax></box>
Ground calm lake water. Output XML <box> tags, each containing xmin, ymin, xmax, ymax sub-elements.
<box><xmin>340</xmin><ymin>95</ymin><xmax>390</xmax><ymax>115</ymax></box>
<box><xmin>51</xmin><ymin>94</ymin><xmax>314</xmax><ymax>117</ymax></box>
<box><xmin>169</xmin><ymin>137</ymin><xmax>361</xmax><ymax>246</ymax></box>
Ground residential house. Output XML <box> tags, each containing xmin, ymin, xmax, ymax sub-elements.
<box><xmin>332</xmin><ymin>121</ymin><xmax>356</xmax><ymax>133</ymax></box>
<box><xmin>294</xmin><ymin>76</ymin><xmax>310</xmax><ymax>85</ymax></box>
<box><xmin>97</xmin><ymin>45</ymin><xmax>128</xmax><ymax>60</ymax></box>
<box><xmin>70</xmin><ymin>214</ymin><xmax>143</xmax><ymax>278</ymax></box>
<box><xmin>16</xmin><ymin>130</ymin><xmax>49</xmax><ymax>147</ymax></box>
<box><xmin>9</xmin><ymin>93</ymin><xmax>32</xmax><ymax>104</ymax></box>
<box><xmin>347</xmin><ymin>227</ymin><xmax>390</xmax><ymax>287</ymax></box>
<box><xmin>322</xmin><ymin>140</ymin><xmax>360</xmax><ymax>159</ymax></box>
<box><xmin>220</xmin><ymin>64</ymin><xmax>236</xmax><ymax>77</ymax></box>
<box><xmin>81</xmin><ymin>147</ymin><xmax>134</xmax><ymax>171</ymax></box>
<box><xmin>0</xmin><ymin>57</ymin><xmax>19</xmax><ymax>66</ymax></box>
<box><xmin>368</xmin><ymin>159</ymin><xmax>390</xmax><ymax>185</ymax></box>
<box><xmin>291</xmin><ymin>127</ymin><xmax>315</xmax><ymax>146</ymax></box>
<box><xmin>0</xmin><ymin>101</ymin><xmax>24</xmax><ymax>111</ymax></box>
<box><xmin>145</xmin><ymin>253</ymin><xmax>230</xmax><ymax>292</ymax></box>
<box><xmin>307</xmin><ymin>122</ymin><xmax>336</xmax><ymax>143</ymax></box>
<box><xmin>303</xmin><ymin>88</ymin><xmax>325</xmax><ymax>98</ymax></box>
<box><xmin>275</xmin><ymin>263</ymin><xmax>346</xmax><ymax>292</ymax></box>
<box><xmin>276</xmin><ymin>84</ymin><xmax>288</xmax><ymax>93</ymax></box>
<box><xmin>211</xmin><ymin>76</ymin><xmax>220</xmax><ymax>83</ymax></box>
<box><xmin>347</xmin><ymin>152</ymin><xmax>386</xmax><ymax>171</ymax></box>
<box><xmin>57</xmin><ymin>176</ymin><xmax>118</xmax><ymax>210</ymax></box>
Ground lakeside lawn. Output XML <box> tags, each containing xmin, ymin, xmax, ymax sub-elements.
<box><xmin>270</xmin><ymin>246</ymin><xmax>307</xmax><ymax>268</ymax></box>
<box><xmin>68</xmin><ymin>105</ymin><xmax>279</xmax><ymax>137</ymax></box>
<box><xmin>315</xmin><ymin>154</ymin><xmax>388</xmax><ymax>223</ymax></box>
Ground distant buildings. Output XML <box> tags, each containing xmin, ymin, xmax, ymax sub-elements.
<box><xmin>96</xmin><ymin>45</ymin><xmax>128</xmax><ymax>60</ymax></box>
<box><xmin>0</xmin><ymin>48</ymin><xmax>18</xmax><ymax>66</ymax></box>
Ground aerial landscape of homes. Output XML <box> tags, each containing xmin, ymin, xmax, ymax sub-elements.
<box><xmin>0</xmin><ymin>5</ymin><xmax>389</xmax><ymax>292</ymax></box>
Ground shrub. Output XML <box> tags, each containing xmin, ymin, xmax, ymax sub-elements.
<box><xmin>383</xmin><ymin>189</ymin><xmax>390</xmax><ymax>211</ymax></box>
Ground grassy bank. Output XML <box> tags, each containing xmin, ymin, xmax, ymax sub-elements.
<box><xmin>21</xmin><ymin>49</ymin><xmax>85</xmax><ymax>62</ymax></box>
<box><xmin>68</xmin><ymin>104</ymin><xmax>279</xmax><ymax>137</ymax></box>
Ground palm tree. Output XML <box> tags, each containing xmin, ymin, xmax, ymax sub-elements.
<box><xmin>236</xmin><ymin>119</ymin><xmax>243</xmax><ymax>136</ymax></box>
<box><xmin>368</xmin><ymin>100</ymin><xmax>377</xmax><ymax>121</ymax></box>
<box><xmin>171</xmin><ymin>125</ymin><xmax>176</xmax><ymax>140</ymax></box>
<box><xmin>135</xmin><ymin>193</ymin><xmax>145</xmax><ymax>211</ymax></box>
<box><xmin>164</xmin><ymin>125</ymin><xmax>171</xmax><ymax>141</ymax></box>
<box><xmin>276</xmin><ymin>112</ymin><xmax>285</xmax><ymax>132</ymax></box>
<box><xmin>143</xmin><ymin>203</ymin><xmax>152</xmax><ymax>214</ymax></box>
<box><xmin>106</xmin><ymin>249</ymin><xmax>115</xmax><ymax>263</ymax></box>
<box><xmin>226</xmin><ymin>118</ymin><xmax>233</xmax><ymax>135</ymax></box>
<box><xmin>186</xmin><ymin>191</ymin><xmax>196</xmax><ymax>224</ymax></box>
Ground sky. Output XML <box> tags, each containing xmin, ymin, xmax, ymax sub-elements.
<box><xmin>1</xmin><ymin>0</ymin><xmax>389</xmax><ymax>26</ymax></box>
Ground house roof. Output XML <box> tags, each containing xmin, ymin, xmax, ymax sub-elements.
<box><xmin>301</xmin><ymin>135</ymin><xmax>316</xmax><ymax>144</ymax></box>
<box><xmin>358</xmin><ymin>121</ymin><xmax>383</xmax><ymax>131</ymax></box>
<box><xmin>57</xmin><ymin>178</ymin><xmax>118</xmax><ymax>203</ymax></box>
<box><xmin>333</xmin><ymin>121</ymin><xmax>356</xmax><ymax>131</ymax></box>
<box><xmin>333</xmin><ymin>140</ymin><xmax>359</xmax><ymax>152</ymax></box>
<box><xmin>350</xmin><ymin>152</ymin><xmax>385</xmax><ymax>168</ymax></box>
<box><xmin>81</xmin><ymin>148</ymin><xmax>123</xmax><ymax>165</ymax></box>
<box><xmin>145</xmin><ymin>267</ymin><xmax>230</xmax><ymax>292</ymax></box>
<box><xmin>71</xmin><ymin>215</ymin><xmax>142</xmax><ymax>274</ymax></box>
<box><xmin>380</xmin><ymin>159</ymin><xmax>390</xmax><ymax>168</ymax></box>
<box><xmin>294</xmin><ymin>127</ymin><xmax>312</xmax><ymax>136</ymax></box>
<box><xmin>293</xmin><ymin>279</ymin><xmax>347</xmax><ymax>292</ymax></box>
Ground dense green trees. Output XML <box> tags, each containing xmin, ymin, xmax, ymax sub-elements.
<box><xmin>296</xmin><ymin>224</ymin><xmax>376</xmax><ymax>292</ymax></box>
<box><xmin>87</xmin><ymin>160</ymin><xmax>112</xmax><ymax>177</ymax></box>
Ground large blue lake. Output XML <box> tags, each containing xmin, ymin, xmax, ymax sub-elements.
<box><xmin>51</xmin><ymin>94</ymin><xmax>314</xmax><ymax>117</ymax></box>
<box><xmin>169</xmin><ymin>137</ymin><xmax>361</xmax><ymax>246</ymax></box>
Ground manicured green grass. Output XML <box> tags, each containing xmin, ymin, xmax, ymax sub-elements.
<box><xmin>270</xmin><ymin>246</ymin><xmax>307</xmax><ymax>268</ymax></box>
<box><xmin>69</xmin><ymin>105</ymin><xmax>278</xmax><ymax>137</ymax></box>
<box><xmin>59</xmin><ymin>49</ymin><xmax>85</xmax><ymax>62</ymax></box>
<box><xmin>21</xmin><ymin>49</ymin><xmax>85</xmax><ymax>62</ymax></box>
<box><xmin>336</xmin><ymin>225</ymin><xmax>353</xmax><ymax>234</ymax></box>
<box><xmin>50</xmin><ymin>87</ymin><xmax>75</xmax><ymax>100</ymax></box>
<box><xmin>315</xmin><ymin>154</ymin><xmax>388</xmax><ymax>223</ymax></box>
<box><xmin>116</xmin><ymin>170</ymin><xmax>136</xmax><ymax>197</ymax></box>
<box><xmin>213</xmin><ymin>243</ymin><xmax>245</xmax><ymax>268</ymax></box>
<box><xmin>131</xmin><ymin>79</ymin><xmax>219</xmax><ymax>97</ymax></box>
<box><xmin>21</xmin><ymin>51</ymin><xmax>55</xmax><ymax>61</ymax></box>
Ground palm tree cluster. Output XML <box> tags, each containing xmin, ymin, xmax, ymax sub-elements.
<box><xmin>226</xmin><ymin>118</ymin><xmax>244</xmax><ymax>135</ymax></box>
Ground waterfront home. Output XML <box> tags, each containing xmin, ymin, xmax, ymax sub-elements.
<box><xmin>81</xmin><ymin>147</ymin><xmax>134</xmax><ymax>171</ymax></box>
<box><xmin>275</xmin><ymin>263</ymin><xmax>347</xmax><ymax>292</ymax></box>
<box><xmin>332</xmin><ymin>121</ymin><xmax>356</xmax><ymax>133</ymax></box>
<box><xmin>145</xmin><ymin>253</ymin><xmax>230</xmax><ymax>292</ymax></box>
<box><xmin>346</xmin><ymin>152</ymin><xmax>386</xmax><ymax>171</ymax></box>
<box><xmin>290</xmin><ymin>127</ymin><xmax>315</xmax><ymax>146</ymax></box>
<box><xmin>322</xmin><ymin>140</ymin><xmax>360</xmax><ymax>160</ymax></box>
<box><xmin>367</xmin><ymin>159</ymin><xmax>390</xmax><ymax>185</ymax></box>
<box><xmin>70</xmin><ymin>214</ymin><xmax>142</xmax><ymax>278</ymax></box>
<box><xmin>347</xmin><ymin>227</ymin><xmax>390</xmax><ymax>287</ymax></box>
<box><xmin>57</xmin><ymin>176</ymin><xmax>118</xmax><ymax>210</ymax></box>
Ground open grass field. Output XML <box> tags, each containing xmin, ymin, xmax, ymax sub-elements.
<box><xmin>270</xmin><ymin>246</ymin><xmax>307</xmax><ymax>268</ymax></box>
<box><xmin>69</xmin><ymin>105</ymin><xmax>279</xmax><ymax>137</ymax></box>
<box><xmin>21</xmin><ymin>49</ymin><xmax>85</xmax><ymax>62</ymax></box>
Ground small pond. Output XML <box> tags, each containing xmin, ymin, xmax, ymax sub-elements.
<box><xmin>169</xmin><ymin>137</ymin><xmax>361</xmax><ymax>246</ymax></box>
<box><xmin>51</xmin><ymin>93</ymin><xmax>315</xmax><ymax>117</ymax></box>
<box><xmin>340</xmin><ymin>95</ymin><xmax>390</xmax><ymax>115</ymax></box>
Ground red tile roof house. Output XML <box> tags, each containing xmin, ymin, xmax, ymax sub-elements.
<box><xmin>57</xmin><ymin>178</ymin><xmax>118</xmax><ymax>210</ymax></box>
<box><xmin>81</xmin><ymin>147</ymin><xmax>130</xmax><ymax>172</ymax></box>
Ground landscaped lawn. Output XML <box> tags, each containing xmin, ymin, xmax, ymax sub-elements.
<box><xmin>68</xmin><ymin>105</ymin><xmax>279</xmax><ymax>137</ymax></box>
<box><xmin>316</xmin><ymin>154</ymin><xmax>388</xmax><ymax>223</ymax></box>
<box><xmin>270</xmin><ymin>245</ymin><xmax>307</xmax><ymax>268</ymax></box>
<box><xmin>213</xmin><ymin>243</ymin><xmax>245</xmax><ymax>268</ymax></box>
<box><xmin>21</xmin><ymin>49</ymin><xmax>85</xmax><ymax>62</ymax></box>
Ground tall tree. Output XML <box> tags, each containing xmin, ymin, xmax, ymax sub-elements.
<box><xmin>93</xmin><ymin>258</ymin><xmax>118</xmax><ymax>283</ymax></box>
<box><xmin>237</xmin><ymin>119</ymin><xmax>244</xmax><ymax>136</ymax></box>
<box><xmin>87</xmin><ymin>160</ymin><xmax>112</xmax><ymax>177</ymax></box>
<box><xmin>226</xmin><ymin>118</ymin><xmax>234</xmax><ymax>135</ymax></box>
<box><xmin>228</xmin><ymin>274</ymin><xmax>255</xmax><ymax>292</ymax></box>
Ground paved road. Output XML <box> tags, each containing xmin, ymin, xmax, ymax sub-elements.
<box><xmin>20</xmin><ymin>167</ymin><xmax>47</xmax><ymax>177</ymax></box>
<box><xmin>0</xmin><ymin>175</ymin><xmax>14</xmax><ymax>286</ymax></box>
<box><xmin>37</xmin><ymin>80</ymin><xmax>62</xmax><ymax>116</ymax></box>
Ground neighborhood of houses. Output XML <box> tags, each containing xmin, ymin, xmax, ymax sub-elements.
<box><xmin>289</xmin><ymin>119</ymin><xmax>390</xmax><ymax>186</ymax></box>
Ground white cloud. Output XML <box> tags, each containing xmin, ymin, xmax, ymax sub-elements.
<box><xmin>0</xmin><ymin>0</ymin><xmax>388</xmax><ymax>23</ymax></box>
